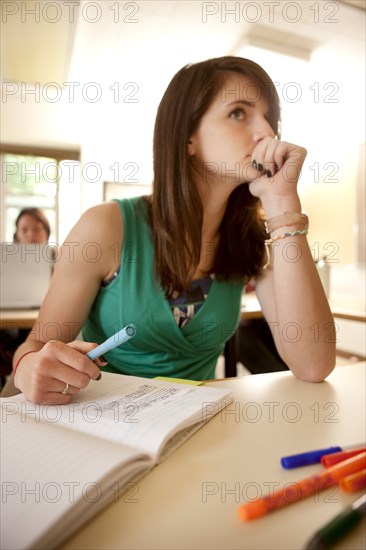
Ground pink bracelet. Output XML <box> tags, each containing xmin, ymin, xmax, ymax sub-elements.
<box><xmin>264</xmin><ymin>212</ymin><xmax>309</xmax><ymax>233</ymax></box>
<box><xmin>13</xmin><ymin>351</ymin><xmax>37</xmax><ymax>375</ymax></box>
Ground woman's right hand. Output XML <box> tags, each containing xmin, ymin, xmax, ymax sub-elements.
<box><xmin>14</xmin><ymin>340</ymin><xmax>104</xmax><ymax>404</ymax></box>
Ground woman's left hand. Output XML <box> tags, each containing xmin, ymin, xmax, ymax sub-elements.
<box><xmin>248</xmin><ymin>137</ymin><xmax>307</xmax><ymax>207</ymax></box>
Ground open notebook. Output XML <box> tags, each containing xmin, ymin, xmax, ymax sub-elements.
<box><xmin>0</xmin><ymin>372</ymin><xmax>233</xmax><ymax>549</ymax></box>
<box><xmin>0</xmin><ymin>242</ymin><xmax>54</xmax><ymax>309</ymax></box>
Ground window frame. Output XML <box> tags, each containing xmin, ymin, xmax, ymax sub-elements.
<box><xmin>1</xmin><ymin>143</ymin><xmax>80</xmax><ymax>243</ymax></box>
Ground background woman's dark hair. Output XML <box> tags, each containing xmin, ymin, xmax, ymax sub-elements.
<box><xmin>14</xmin><ymin>207</ymin><xmax>51</xmax><ymax>242</ymax></box>
<box><xmin>149</xmin><ymin>56</ymin><xmax>281</xmax><ymax>296</ymax></box>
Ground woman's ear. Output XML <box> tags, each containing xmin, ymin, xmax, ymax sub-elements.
<box><xmin>187</xmin><ymin>138</ymin><xmax>195</xmax><ymax>156</ymax></box>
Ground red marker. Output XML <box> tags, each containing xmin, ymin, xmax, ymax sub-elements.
<box><xmin>321</xmin><ymin>447</ymin><xmax>366</xmax><ymax>468</ymax></box>
<box><xmin>238</xmin><ymin>452</ymin><xmax>366</xmax><ymax>521</ymax></box>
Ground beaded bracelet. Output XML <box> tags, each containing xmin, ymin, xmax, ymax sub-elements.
<box><xmin>13</xmin><ymin>350</ymin><xmax>37</xmax><ymax>375</ymax></box>
<box><xmin>263</xmin><ymin>229</ymin><xmax>309</xmax><ymax>269</ymax></box>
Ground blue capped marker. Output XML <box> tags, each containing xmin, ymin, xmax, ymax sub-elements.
<box><xmin>86</xmin><ymin>323</ymin><xmax>136</xmax><ymax>361</ymax></box>
<box><xmin>281</xmin><ymin>443</ymin><xmax>365</xmax><ymax>469</ymax></box>
<box><xmin>281</xmin><ymin>447</ymin><xmax>341</xmax><ymax>469</ymax></box>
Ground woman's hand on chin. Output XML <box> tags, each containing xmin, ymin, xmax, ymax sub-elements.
<box><xmin>247</xmin><ymin>137</ymin><xmax>307</xmax><ymax>211</ymax></box>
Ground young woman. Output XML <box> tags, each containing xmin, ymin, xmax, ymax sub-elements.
<box><xmin>13</xmin><ymin>56</ymin><xmax>336</xmax><ymax>404</ymax></box>
<box><xmin>14</xmin><ymin>207</ymin><xmax>51</xmax><ymax>244</ymax></box>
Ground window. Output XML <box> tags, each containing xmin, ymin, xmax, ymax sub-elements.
<box><xmin>1</xmin><ymin>145</ymin><xmax>80</xmax><ymax>244</ymax></box>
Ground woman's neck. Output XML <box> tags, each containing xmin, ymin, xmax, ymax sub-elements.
<box><xmin>192</xmin><ymin>185</ymin><xmax>233</xmax><ymax>280</ymax></box>
<box><xmin>199</xmin><ymin>182</ymin><xmax>234</xmax><ymax>241</ymax></box>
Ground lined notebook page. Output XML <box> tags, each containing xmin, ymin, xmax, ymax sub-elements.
<box><xmin>0</xmin><ymin>411</ymin><xmax>150</xmax><ymax>550</ymax></box>
<box><xmin>2</xmin><ymin>373</ymin><xmax>232</xmax><ymax>461</ymax></box>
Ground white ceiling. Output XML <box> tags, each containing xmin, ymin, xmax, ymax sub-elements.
<box><xmin>1</xmin><ymin>0</ymin><xmax>365</xmax><ymax>88</ymax></box>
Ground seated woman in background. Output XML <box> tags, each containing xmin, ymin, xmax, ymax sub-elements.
<box><xmin>12</xmin><ymin>56</ymin><xmax>336</xmax><ymax>404</ymax></box>
<box><xmin>0</xmin><ymin>208</ymin><xmax>51</xmax><ymax>387</ymax></box>
<box><xmin>13</xmin><ymin>207</ymin><xmax>50</xmax><ymax>244</ymax></box>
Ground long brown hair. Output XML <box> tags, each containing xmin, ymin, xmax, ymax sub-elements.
<box><xmin>149</xmin><ymin>56</ymin><xmax>281</xmax><ymax>297</ymax></box>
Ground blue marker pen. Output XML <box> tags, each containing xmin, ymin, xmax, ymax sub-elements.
<box><xmin>86</xmin><ymin>323</ymin><xmax>136</xmax><ymax>361</ymax></box>
<box><xmin>281</xmin><ymin>443</ymin><xmax>365</xmax><ymax>469</ymax></box>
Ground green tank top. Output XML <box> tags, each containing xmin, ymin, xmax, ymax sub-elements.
<box><xmin>82</xmin><ymin>197</ymin><xmax>243</xmax><ymax>380</ymax></box>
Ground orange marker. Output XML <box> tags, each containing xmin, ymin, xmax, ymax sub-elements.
<box><xmin>340</xmin><ymin>469</ymin><xmax>366</xmax><ymax>493</ymax></box>
<box><xmin>321</xmin><ymin>447</ymin><xmax>366</xmax><ymax>468</ymax></box>
<box><xmin>238</xmin><ymin>451</ymin><xmax>366</xmax><ymax>521</ymax></box>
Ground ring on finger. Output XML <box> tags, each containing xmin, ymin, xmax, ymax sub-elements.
<box><xmin>60</xmin><ymin>382</ymin><xmax>69</xmax><ymax>395</ymax></box>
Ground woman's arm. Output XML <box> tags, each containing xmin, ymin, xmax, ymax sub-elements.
<box><xmin>250</xmin><ymin>138</ymin><xmax>336</xmax><ymax>382</ymax></box>
<box><xmin>13</xmin><ymin>201</ymin><xmax>123</xmax><ymax>403</ymax></box>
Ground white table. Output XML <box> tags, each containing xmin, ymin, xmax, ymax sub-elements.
<box><xmin>61</xmin><ymin>362</ymin><xmax>366</xmax><ymax>550</ymax></box>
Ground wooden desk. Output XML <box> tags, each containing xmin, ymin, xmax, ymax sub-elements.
<box><xmin>0</xmin><ymin>309</ymin><xmax>39</xmax><ymax>330</ymax></box>
<box><xmin>61</xmin><ymin>363</ymin><xmax>366</xmax><ymax>550</ymax></box>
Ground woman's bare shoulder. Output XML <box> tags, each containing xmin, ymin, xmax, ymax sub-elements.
<box><xmin>81</xmin><ymin>201</ymin><xmax>122</xmax><ymax>228</ymax></box>
<box><xmin>67</xmin><ymin>201</ymin><xmax>123</xmax><ymax>244</ymax></box>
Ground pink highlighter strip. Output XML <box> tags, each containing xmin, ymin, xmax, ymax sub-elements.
<box><xmin>340</xmin><ymin>469</ymin><xmax>366</xmax><ymax>493</ymax></box>
<box><xmin>321</xmin><ymin>448</ymin><xmax>366</xmax><ymax>468</ymax></box>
